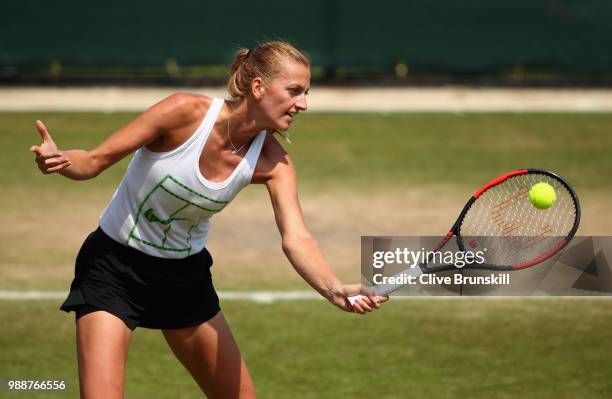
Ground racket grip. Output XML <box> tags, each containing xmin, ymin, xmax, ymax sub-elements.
<box><xmin>347</xmin><ymin>295</ymin><xmax>366</xmax><ymax>306</ymax></box>
<box><xmin>347</xmin><ymin>291</ymin><xmax>391</xmax><ymax>306</ymax></box>
<box><xmin>347</xmin><ymin>282</ymin><xmax>403</xmax><ymax>305</ymax></box>
<box><xmin>348</xmin><ymin>265</ymin><xmax>423</xmax><ymax>306</ymax></box>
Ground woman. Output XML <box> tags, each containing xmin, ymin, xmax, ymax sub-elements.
<box><xmin>31</xmin><ymin>41</ymin><xmax>386</xmax><ymax>399</ymax></box>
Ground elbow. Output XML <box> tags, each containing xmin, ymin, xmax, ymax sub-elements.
<box><xmin>281</xmin><ymin>235</ymin><xmax>315</xmax><ymax>256</ymax></box>
<box><xmin>281</xmin><ymin>238</ymin><xmax>295</xmax><ymax>257</ymax></box>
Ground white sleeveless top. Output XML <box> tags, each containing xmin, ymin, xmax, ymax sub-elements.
<box><xmin>99</xmin><ymin>97</ymin><xmax>267</xmax><ymax>258</ymax></box>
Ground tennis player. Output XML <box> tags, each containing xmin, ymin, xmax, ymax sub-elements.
<box><xmin>31</xmin><ymin>41</ymin><xmax>387</xmax><ymax>399</ymax></box>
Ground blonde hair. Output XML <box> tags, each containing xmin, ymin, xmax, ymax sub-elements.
<box><xmin>227</xmin><ymin>41</ymin><xmax>310</xmax><ymax>101</ymax></box>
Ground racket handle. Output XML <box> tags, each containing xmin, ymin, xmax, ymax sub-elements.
<box><xmin>348</xmin><ymin>295</ymin><xmax>366</xmax><ymax>306</ymax></box>
<box><xmin>348</xmin><ymin>265</ymin><xmax>424</xmax><ymax>306</ymax></box>
<box><xmin>347</xmin><ymin>290</ymin><xmax>392</xmax><ymax>306</ymax></box>
<box><xmin>347</xmin><ymin>286</ymin><xmax>394</xmax><ymax>306</ymax></box>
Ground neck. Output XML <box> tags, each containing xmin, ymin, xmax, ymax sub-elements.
<box><xmin>222</xmin><ymin>98</ymin><xmax>266</xmax><ymax>146</ymax></box>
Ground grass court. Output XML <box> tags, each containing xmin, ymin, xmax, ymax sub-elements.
<box><xmin>2</xmin><ymin>112</ymin><xmax>611</xmax><ymax>398</ymax></box>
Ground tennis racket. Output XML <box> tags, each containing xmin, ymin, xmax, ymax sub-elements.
<box><xmin>348</xmin><ymin>168</ymin><xmax>580</xmax><ymax>305</ymax></box>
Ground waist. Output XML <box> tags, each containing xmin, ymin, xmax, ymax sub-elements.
<box><xmin>93</xmin><ymin>226</ymin><xmax>213</xmax><ymax>268</ymax></box>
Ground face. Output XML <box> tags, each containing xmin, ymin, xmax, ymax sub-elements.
<box><xmin>253</xmin><ymin>60</ymin><xmax>310</xmax><ymax>132</ymax></box>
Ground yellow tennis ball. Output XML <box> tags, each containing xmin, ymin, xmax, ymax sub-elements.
<box><xmin>528</xmin><ymin>182</ymin><xmax>557</xmax><ymax>209</ymax></box>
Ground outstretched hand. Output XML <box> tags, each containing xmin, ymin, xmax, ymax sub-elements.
<box><xmin>329</xmin><ymin>284</ymin><xmax>389</xmax><ymax>314</ymax></box>
<box><xmin>31</xmin><ymin>120</ymin><xmax>72</xmax><ymax>174</ymax></box>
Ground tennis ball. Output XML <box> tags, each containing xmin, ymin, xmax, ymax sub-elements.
<box><xmin>528</xmin><ymin>182</ymin><xmax>557</xmax><ymax>209</ymax></box>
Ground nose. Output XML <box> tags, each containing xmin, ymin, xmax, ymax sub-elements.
<box><xmin>296</xmin><ymin>94</ymin><xmax>307</xmax><ymax>112</ymax></box>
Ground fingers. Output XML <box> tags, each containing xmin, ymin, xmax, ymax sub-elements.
<box><xmin>33</xmin><ymin>150</ymin><xmax>72</xmax><ymax>174</ymax></box>
<box><xmin>36</xmin><ymin>120</ymin><xmax>53</xmax><ymax>142</ymax></box>
<box><xmin>366</xmin><ymin>293</ymin><xmax>392</xmax><ymax>307</ymax></box>
<box><xmin>33</xmin><ymin>150</ymin><xmax>64</xmax><ymax>164</ymax></box>
<box><xmin>340</xmin><ymin>285</ymin><xmax>388</xmax><ymax>314</ymax></box>
<box><xmin>352</xmin><ymin>298</ymin><xmax>373</xmax><ymax>314</ymax></box>
<box><xmin>43</xmin><ymin>160</ymin><xmax>72</xmax><ymax>173</ymax></box>
<box><xmin>32</xmin><ymin>149</ymin><xmax>62</xmax><ymax>160</ymax></box>
<box><xmin>348</xmin><ymin>295</ymin><xmax>380</xmax><ymax>314</ymax></box>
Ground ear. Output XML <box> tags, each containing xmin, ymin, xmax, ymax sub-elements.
<box><xmin>251</xmin><ymin>77</ymin><xmax>266</xmax><ymax>100</ymax></box>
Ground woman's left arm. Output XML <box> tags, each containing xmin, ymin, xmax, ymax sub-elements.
<box><xmin>256</xmin><ymin>136</ymin><xmax>386</xmax><ymax>313</ymax></box>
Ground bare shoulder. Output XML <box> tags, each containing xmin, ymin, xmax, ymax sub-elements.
<box><xmin>252</xmin><ymin>133</ymin><xmax>295</xmax><ymax>184</ymax></box>
<box><xmin>166</xmin><ymin>92</ymin><xmax>213</xmax><ymax>110</ymax></box>
<box><xmin>144</xmin><ymin>93</ymin><xmax>215</xmax><ymax>152</ymax></box>
<box><xmin>153</xmin><ymin>92</ymin><xmax>212</xmax><ymax>130</ymax></box>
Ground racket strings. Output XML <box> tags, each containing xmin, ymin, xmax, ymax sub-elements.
<box><xmin>458</xmin><ymin>173</ymin><xmax>577</xmax><ymax>267</ymax></box>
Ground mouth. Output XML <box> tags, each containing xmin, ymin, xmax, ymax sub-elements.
<box><xmin>285</xmin><ymin>112</ymin><xmax>296</xmax><ymax>119</ymax></box>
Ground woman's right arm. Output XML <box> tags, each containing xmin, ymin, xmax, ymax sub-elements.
<box><xmin>31</xmin><ymin>93</ymin><xmax>201</xmax><ymax>180</ymax></box>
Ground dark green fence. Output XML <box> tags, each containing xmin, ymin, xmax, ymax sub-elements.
<box><xmin>1</xmin><ymin>1</ymin><xmax>610</xmax><ymax>76</ymax></box>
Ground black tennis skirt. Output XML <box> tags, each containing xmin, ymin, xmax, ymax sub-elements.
<box><xmin>60</xmin><ymin>227</ymin><xmax>220</xmax><ymax>330</ymax></box>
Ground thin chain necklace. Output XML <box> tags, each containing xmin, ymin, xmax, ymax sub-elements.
<box><xmin>227</xmin><ymin>119</ymin><xmax>245</xmax><ymax>154</ymax></box>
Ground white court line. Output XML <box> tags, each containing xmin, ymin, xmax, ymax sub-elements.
<box><xmin>0</xmin><ymin>291</ymin><xmax>608</xmax><ymax>302</ymax></box>
<box><xmin>0</xmin><ymin>290</ymin><xmax>322</xmax><ymax>303</ymax></box>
